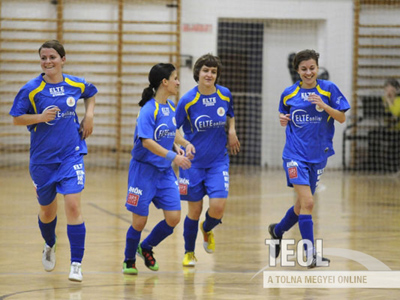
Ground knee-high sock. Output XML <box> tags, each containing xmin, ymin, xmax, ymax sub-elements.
<box><xmin>298</xmin><ymin>214</ymin><xmax>314</xmax><ymax>258</ymax></box>
<box><xmin>125</xmin><ymin>225</ymin><xmax>141</xmax><ymax>261</ymax></box>
<box><xmin>38</xmin><ymin>216</ymin><xmax>57</xmax><ymax>247</ymax></box>
<box><xmin>274</xmin><ymin>206</ymin><xmax>298</xmax><ymax>238</ymax></box>
<box><xmin>203</xmin><ymin>210</ymin><xmax>221</xmax><ymax>232</ymax></box>
<box><xmin>67</xmin><ymin>223</ymin><xmax>86</xmax><ymax>263</ymax></box>
<box><xmin>183</xmin><ymin>216</ymin><xmax>198</xmax><ymax>253</ymax></box>
<box><xmin>141</xmin><ymin>220</ymin><xmax>174</xmax><ymax>250</ymax></box>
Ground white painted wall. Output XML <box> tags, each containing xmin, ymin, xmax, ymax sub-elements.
<box><xmin>181</xmin><ymin>0</ymin><xmax>354</xmax><ymax>168</ymax></box>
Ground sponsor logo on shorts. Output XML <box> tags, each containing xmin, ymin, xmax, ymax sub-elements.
<box><xmin>127</xmin><ymin>186</ymin><xmax>143</xmax><ymax>206</ymax></box>
<box><xmin>288</xmin><ymin>167</ymin><xmax>298</xmax><ymax>179</ymax></box>
<box><xmin>127</xmin><ymin>193</ymin><xmax>140</xmax><ymax>206</ymax></box>
<box><xmin>179</xmin><ymin>183</ymin><xmax>188</xmax><ymax>195</ymax></box>
<box><xmin>178</xmin><ymin>177</ymin><xmax>189</xmax><ymax>195</ymax></box>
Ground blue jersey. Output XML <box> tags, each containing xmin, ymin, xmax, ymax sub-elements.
<box><xmin>279</xmin><ymin>79</ymin><xmax>350</xmax><ymax>163</ymax></box>
<box><xmin>176</xmin><ymin>84</ymin><xmax>234</xmax><ymax>168</ymax></box>
<box><xmin>131</xmin><ymin>99</ymin><xmax>177</xmax><ymax>170</ymax></box>
<box><xmin>9</xmin><ymin>73</ymin><xmax>98</xmax><ymax>164</ymax></box>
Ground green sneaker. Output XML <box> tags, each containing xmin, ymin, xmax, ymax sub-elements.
<box><xmin>137</xmin><ymin>243</ymin><xmax>159</xmax><ymax>271</ymax></box>
<box><xmin>122</xmin><ymin>260</ymin><xmax>138</xmax><ymax>275</ymax></box>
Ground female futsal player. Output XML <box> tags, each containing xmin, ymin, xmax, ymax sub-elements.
<box><xmin>9</xmin><ymin>40</ymin><xmax>97</xmax><ymax>281</ymax></box>
<box><xmin>268</xmin><ymin>49</ymin><xmax>350</xmax><ymax>268</ymax></box>
<box><xmin>176</xmin><ymin>53</ymin><xmax>240</xmax><ymax>267</ymax></box>
<box><xmin>122</xmin><ymin>63</ymin><xmax>192</xmax><ymax>275</ymax></box>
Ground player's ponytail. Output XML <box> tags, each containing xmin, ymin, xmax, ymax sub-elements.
<box><xmin>139</xmin><ymin>63</ymin><xmax>176</xmax><ymax>107</ymax></box>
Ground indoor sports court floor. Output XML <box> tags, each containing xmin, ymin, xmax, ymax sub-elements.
<box><xmin>1</xmin><ymin>166</ymin><xmax>399</xmax><ymax>299</ymax></box>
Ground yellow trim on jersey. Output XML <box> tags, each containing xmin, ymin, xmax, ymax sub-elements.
<box><xmin>65</xmin><ymin>77</ymin><xmax>85</xmax><ymax>93</ymax></box>
<box><xmin>283</xmin><ymin>86</ymin><xmax>300</xmax><ymax>106</ymax></box>
<box><xmin>316</xmin><ymin>85</ymin><xmax>331</xmax><ymax>99</ymax></box>
<box><xmin>167</xmin><ymin>101</ymin><xmax>175</xmax><ymax>112</ymax></box>
<box><xmin>28</xmin><ymin>81</ymin><xmax>46</xmax><ymax>132</ymax></box>
<box><xmin>185</xmin><ymin>91</ymin><xmax>201</xmax><ymax>121</ymax></box>
<box><xmin>28</xmin><ymin>81</ymin><xmax>46</xmax><ymax>114</ymax></box>
<box><xmin>327</xmin><ymin>116</ymin><xmax>332</xmax><ymax>122</ymax></box>
<box><xmin>217</xmin><ymin>89</ymin><xmax>230</xmax><ymax>102</ymax></box>
<box><xmin>154</xmin><ymin>101</ymin><xmax>159</xmax><ymax>121</ymax></box>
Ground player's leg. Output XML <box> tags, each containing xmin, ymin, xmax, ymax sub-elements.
<box><xmin>64</xmin><ymin>192</ymin><xmax>85</xmax><ymax>281</ymax></box>
<box><xmin>123</xmin><ymin>160</ymin><xmax>155</xmax><ymax>274</ymax></box>
<box><xmin>182</xmin><ymin>200</ymin><xmax>202</xmax><ymax>266</ymax></box>
<box><xmin>58</xmin><ymin>155</ymin><xmax>86</xmax><ymax>281</ymax></box>
<box><xmin>124</xmin><ymin>213</ymin><xmax>147</xmax><ymax>275</ymax></box>
<box><xmin>139</xmin><ymin>168</ymin><xmax>181</xmax><ymax>271</ymax></box>
<box><xmin>201</xmin><ymin>163</ymin><xmax>229</xmax><ymax>254</ymax></box>
<box><xmin>30</xmin><ymin>163</ymin><xmax>58</xmax><ymax>272</ymax></box>
<box><xmin>179</xmin><ymin>167</ymin><xmax>205</xmax><ymax>265</ymax></box>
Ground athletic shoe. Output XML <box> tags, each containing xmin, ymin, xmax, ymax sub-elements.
<box><xmin>308</xmin><ymin>255</ymin><xmax>330</xmax><ymax>269</ymax></box>
<box><xmin>42</xmin><ymin>242</ymin><xmax>56</xmax><ymax>272</ymax></box>
<box><xmin>268</xmin><ymin>223</ymin><xmax>282</xmax><ymax>259</ymax></box>
<box><xmin>68</xmin><ymin>262</ymin><xmax>83</xmax><ymax>282</ymax></box>
<box><xmin>200</xmin><ymin>221</ymin><xmax>215</xmax><ymax>254</ymax></box>
<box><xmin>137</xmin><ymin>243</ymin><xmax>159</xmax><ymax>271</ymax></box>
<box><xmin>122</xmin><ymin>260</ymin><xmax>138</xmax><ymax>275</ymax></box>
<box><xmin>182</xmin><ymin>252</ymin><xmax>197</xmax><ymax>267</ymax></box>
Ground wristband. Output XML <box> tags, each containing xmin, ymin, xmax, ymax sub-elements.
<box><xmin>165</xmin><ymin>150</ymin><xmax>177</xmax><ymax>161</ymax></box>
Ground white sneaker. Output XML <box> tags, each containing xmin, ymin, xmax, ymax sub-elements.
<box><xmin>42</xmin><ymin>243</ymin><xmax>56</xmax><ymax>272</ymax></box>
<box><xmin>68</xmin><ymin>262</ymin><xmax>83</xmax><ymax>282</ymax></box>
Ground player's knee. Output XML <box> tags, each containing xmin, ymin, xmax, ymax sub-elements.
<box><xmin>166</xmin><ymin>215</ymin><xmax>181</xmax><ymax>227</ymax></box>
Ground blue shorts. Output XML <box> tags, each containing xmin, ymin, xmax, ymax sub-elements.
<box><xmin>282</xmin><ymin>158</ymin><xmax>327</xmax><ymax>195</ymax></box>
<box><xmin>125</xmin><ymin>160</ymin><xmax>181</xmax><ymax>216</ymax></box>
<box><xmin>29</xmin><ymin>154</ymin><xmax>85</xmax><ymax>206</ymax></box>
<box><xmin>178</xmin><ymin>162</ymin><xmax>230</xmax><ymax>202</ymax></box>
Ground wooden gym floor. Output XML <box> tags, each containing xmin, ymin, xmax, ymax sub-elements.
<box><xmin>0</xmin><ymin>166</ymin><xmax>399</xmax><ymax>299</ymax></box>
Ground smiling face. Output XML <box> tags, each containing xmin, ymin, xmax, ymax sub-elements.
<box><xmin>39</xmin><ymin>47</ymin><xmax>65</xmax><ymax>82</ymax></box>
<box><xmin>297</xmin><ymin>58</ymin><xmax>319</xmax><ymax>89</ymax></box>
<box><xmin>198</xmin><ymin>65</ymin><xmax>218</xmax><ymax>91</ymax></box>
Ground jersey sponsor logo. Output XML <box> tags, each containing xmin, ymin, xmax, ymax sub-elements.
<box><xmin>336</xmin><ymin>96</ymin><xmax>343</xmax><ymax>104</ymax></box>
<box><xmin>43</xmin><ymin>105</ymin><xmax>76</xmax><ymax>125</ymax></box>
<box><xmin>66</xmin><ymin>97</ymin><xmax>76</xmax><ymax>107</ymax></box>
<box><xmin>315</xmin><ymin>105</ymin><xmax>324</xmax><ymax>112</ymax></box>
<box><xmin>202</xmin><ymin>97</ymin><xmax>216</xmax><ymax>106</ymax></box>
<box><xmin>127</xmin><ymin>193</ymin><xmax>140</xmax><ymax>206</ymax></box>
<box><xmin>162</xmin><ymin>107</ymin><xmax>170</xmax><ymax>116</ymax></box>
<box><xmin>217</xmin><ymin>107</ymin><xmax>225</xmax><ymax>116</ymax></box>
<box><xmin>292</xmin><ymin>109</ymin><xmax>322</xmax><ymax>128</ymax></box>
<box><xmin>194</xmin><ymin>115</ymin><xmax>226</xmax><ymax>132</ymax></box>
<box><xmin>288</xmin><ymin>166</ymin><xmax>298</xmax><ymax>179</ymax></box>
<box><xmin>49</xmin><ymin>86</ymin><xmax>65</xmax><ymax>97</ymax></box>
<box><xmin>154</xmin><ymin>123</ymin><xmax>176</xmax><ymax>141</ymax></box>
<box><xmin>301</xmin><ymin>92</ymin><xmax>316</xmax><ymax>101</ymax></box>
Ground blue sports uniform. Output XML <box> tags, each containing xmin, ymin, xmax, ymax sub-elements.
<box><xmin>176</xmin><ymin>84</ymin><xmax>234</xmax><ymax>201</ymax></box>
<box><xmin>9</xmin><ymin>73</ymin><xmax>98</xmax><ymax>204</ymax></box>
<box><xmin>125</xmin><ymin>99</ymin><xmax>180</xmax><ymax>216</ymax></box>
<box><xmin>279</xmin><ymin>79</ymin><xmax>350</xmax><ymax>193</ymax></box>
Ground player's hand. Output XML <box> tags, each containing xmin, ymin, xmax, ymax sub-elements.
<box><xmin>173</xmin><ymin>143</ymin><xmax>185</xmax><ymax>155</ymax></box>
<box><xmin>279</xmin><ymin>113</ymin><xmax>291</xmax><ymax>126</ymax></box>
<box><xmin>185</xmin><ymin>143</ymin><xmax>195</xmax><ymax>160</ymax></box>
<box><xmin>307</xmin><ymin>94</ymin><xmax>326</xmax><ymax>110</ymax></box>
<box><xmin>173</xmin><ymin>155</ymin><xmax>191</xmax><ymax>170</ymax></box>
<box><xmin>79</xmin><ymin>114</ymin><xmax>94</xmax><ymax>139</ymax></box>
<box><xmin>228</xmin><ymin>132</ymin><xmax>240</xmax><ymax>155</ymax></box>
<box><xmin>41</xmin><ymin>106</ymin><xmax>60</xmax><ymax>122</ymax></box>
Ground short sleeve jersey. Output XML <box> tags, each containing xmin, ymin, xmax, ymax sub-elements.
<box><xmin>176</xmin><ymin>84</ymin><xmax>234</xmax><ymax>168</ymax></box>
<box><xmin>131</xmin><ymin>99</ymin><xmax>177</xmax><ymax>170</ymax></box>
<box><xmin>279</xmin><ymin>79</ymin><xmax>350</xmax><ymax>163</ymax></box>
<box><xmin>9</xmin><ymin>73</ymin><xmax>98</xmax><ymax>164</ymax></box>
